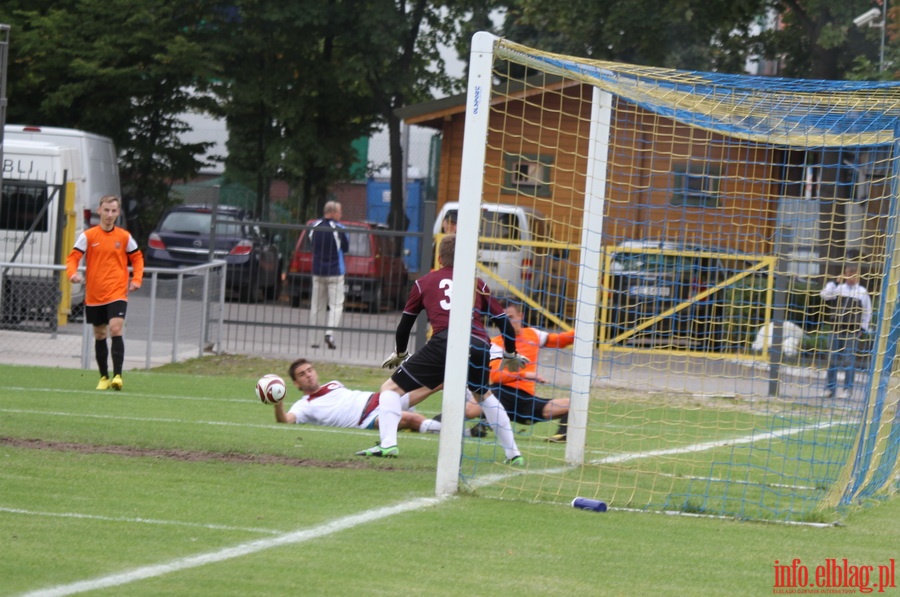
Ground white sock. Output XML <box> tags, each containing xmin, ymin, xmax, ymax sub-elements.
<box><xmin>378</xmin><ymin>391</ymin><xmax>402</xmax><ymax>448</ymax></box>
<box><xmin>400</xmin><ymin>393</ymin><xmax>411</xmax><ymax>411</ymax></box>
<box><xmin>418</xmin><ymin>418</ymin><xmax>441</xmax><ymax>434</ymax></box>
<box><xmin>479</xmin><ymin>392</ymin><xmax>520</xmax><ymax>459</ymax></box>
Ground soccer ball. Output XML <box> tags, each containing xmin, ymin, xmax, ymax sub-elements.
<box><xmin>256</xmin><ymin>374</ymin><xmax>286</xmax><ymax>405</ymax></box>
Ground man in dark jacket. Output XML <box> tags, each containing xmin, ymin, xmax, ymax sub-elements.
<box><xmin>309</xmin><ymin>201</ymin><xmax>349</xmax><ymax>349</ymax></box>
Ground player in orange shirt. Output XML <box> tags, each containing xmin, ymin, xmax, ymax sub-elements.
<box><xmin>460</xmin><ymin>300</ymin><xmax>574</xmax><ymax>442</ymax></box>
<box><xmin>67</xmin><ymin>196</ymin><xmax>144</xmax><ymax>391</ymax></box>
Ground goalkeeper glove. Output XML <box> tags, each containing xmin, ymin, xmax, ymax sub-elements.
<box><xmin>500</xmin><ymin>350</ymin><xmax>529</xmax><ymax>373</ymax></box>
<box><xmin>382</xmin><ymin>351</ymin><xmax>409</xmax><ymax>369</ymax></box>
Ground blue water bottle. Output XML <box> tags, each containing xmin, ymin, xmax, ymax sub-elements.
<box><xmin>572</xmin><ymin>497</ymin><xmax>608</xmax><ymax>512</ymax></box>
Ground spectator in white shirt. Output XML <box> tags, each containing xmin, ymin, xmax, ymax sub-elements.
<box><xmin>820</xmin><ymin>263</ymin><xmax>872</xmax><ymax>400</ymax></box>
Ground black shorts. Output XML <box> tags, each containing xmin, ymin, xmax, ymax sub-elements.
<box><xmin>85</xmin><ymin>301</ymin><xmax>128</xmax><ymax>326</ymax></box>
<box><xmin>391</xmin><ymin>329</ymin><xmax>493</xmax><ymax>395</ymax></box>
<box><xmin>491</xmin><ymin>384</ymin><xmax>551</xmax><ymax>425</ymax></box>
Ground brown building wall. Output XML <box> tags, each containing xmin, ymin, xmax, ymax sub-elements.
<box><xmin>430</xmin><ymin>83</ymin><xmax>776</xmax><ymax>256</ymax></box>
<box><xmin>329</xmin><ymin>181</ymin><xmax>368</xmax><ymax>221</ymax></box>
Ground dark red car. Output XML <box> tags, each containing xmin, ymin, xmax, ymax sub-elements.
<box><xmin>287</xmin><ymin>220</ymin><xmax>409</xmax><ymax>312</ymax></box>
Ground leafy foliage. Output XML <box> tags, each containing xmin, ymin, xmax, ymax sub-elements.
<box><xmin>210</xmin><ymin>1</ymin><xmax>379</xmax><ymax>220</ymax></box>
<box><xmin>2</xmin><ymin>0</ymin><xmax>219</xmax><ymax>242</ymax></box>
<box><xmin>763</xmin><ymin>0</ymin><xmax>887</xmax><ymax>80</ymax></box>
<box><xmin>504</xmin><ymin>0</ymin><xmax>770</xmax><ymax>72</ymax></box>
<box><xmin>2</xmin><ymin>0</ymin><xmax>894</xmax><ymax>251</ymax></box>
<box><xmin>501</xmin><ymin>0</ymin><xmax>889</xmax><ymax>80</ymax></box>
<box><xmin>1</xmin><ymin>0</ymin><xmax>472</xmax><ymax>238</ymax></box>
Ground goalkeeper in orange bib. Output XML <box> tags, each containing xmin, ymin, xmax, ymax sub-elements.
<box><xmin>459</xmin><ymin>300</ymin><xmax>574</xmax><ymax>442</ymax></box>
<box><xmin>489</xmin><ymin>300</ymin><xmax>574</xmax><ymax>442</ymax></box>
<box><xmin>67</xmin><ymin>196</ymin><xmax>144</xmax><ymax>391</ymax></box>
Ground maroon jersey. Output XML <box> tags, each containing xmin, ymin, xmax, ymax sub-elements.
<box><xmin>403</xmin><ymin>266</ymin><xmax>502</xmax><ymax>344</ymax></box>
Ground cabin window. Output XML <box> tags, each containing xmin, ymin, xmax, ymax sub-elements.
<box><xmin>670</xmin><ymin>163</ymin><xmax>721</xmax><ymax>208</ymax></box>
<box><xmin>502</xmin><ymin>153</ymin><xmax>553</xmax><ymax>197</ymax></box>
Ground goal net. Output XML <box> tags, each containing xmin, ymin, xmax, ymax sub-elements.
<box><xmin>437</xmin><ymin>32</ymin><xmax>900</xmax><ymax>522</ymax></box>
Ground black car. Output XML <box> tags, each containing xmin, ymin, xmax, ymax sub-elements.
<box><xmin>145</xmin><ymin>205</ymin><xmax>281</xmax><ymax>302</ymax></box>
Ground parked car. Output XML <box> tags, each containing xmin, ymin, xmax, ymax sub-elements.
<box><xmin>287</xmin><ymin>220</ymin><xmax>409</xmax><ymax>312</ymax></box>
<box><xmin>604</xmin><ymin>240</ymin><xmax>759</xmax><ymax>351</ymax></box>
<box><xmin>145</xmin><ymin>205</ymin><xmax>282</xmax><ymax>302</ymax></box>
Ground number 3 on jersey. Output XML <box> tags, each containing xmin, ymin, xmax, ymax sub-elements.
<box><xmin>439</xmin><ymin>278</ymin><xmax>452</xmax><ymax>310</ymax></box>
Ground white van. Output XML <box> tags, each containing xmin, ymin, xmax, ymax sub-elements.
<box><xmin>1</xmin><ymin>140</ymin><xmax>85</xmax><ymax>326</ymax></box>
<box><xmin>1</xmin><ymin>139</ymin><xmax>83</xmax><ymax>265</ymax></box>
<box><xmin>434</xmin><ymin>201</ymin><xmax>552</xmax><ymax>299</ymax></box>
<box><xmin>3</xmin><ymin>124</ymin><xmax>121</xmax><ymax>227</ymax></box>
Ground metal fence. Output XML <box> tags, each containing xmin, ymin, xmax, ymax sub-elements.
<box><xmin>209</xmin><ymin>219</ymin><xmax>427</xmax><ymax>367</ymax></box>
<box><xmin>0</xmin><ymin>223</ymin><xmax>426</xmax><ymax>370</ymax></box>
<box><xmin>0</xmin><ymin>261</ymin><xmax>228</xmax><ymax>370</ymax></box>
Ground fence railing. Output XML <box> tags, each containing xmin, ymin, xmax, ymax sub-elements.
<box><xmin>0</xmin><ymin>260</ymin><xmax>227</xmax><ymax>370</ymax></box>
<box><xmin>1</xmin><ymin>216</ymin><xmax>432</xmax><ymax>370</ymax></box>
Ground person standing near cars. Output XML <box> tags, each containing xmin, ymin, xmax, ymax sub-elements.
<box><xmin>66</xmin><ymin>195</ymin><xmax>143</xmax><ymax>391</ymax></box>
<box><xmin>309</xmin><ymin>201</ymin><xmax>349</xmax><ymax>350</ymax></box>
<box><xmin>820</xmin><ymin>262</ymin><xmax>872</xmax><ymax>400</ymax></box>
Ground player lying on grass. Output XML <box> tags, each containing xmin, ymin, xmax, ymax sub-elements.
<box><xmin>272</xmin><ymin>358</ymin><xmax>445</xmax><ymax>434</ymax></box>
<box><xmin>456</xmin><ymin>300</ymin><xmax>573</xmax><ymax>442</ymax></box>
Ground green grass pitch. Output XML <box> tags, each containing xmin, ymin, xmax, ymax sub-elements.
<box><xmin>1</xmin><ymin>357</ymin><xmax>897</xmax><ymax>596</ymax></box>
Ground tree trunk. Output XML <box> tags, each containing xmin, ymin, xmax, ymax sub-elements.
<box><xmin>387</xmin><ymin>110</ymin><xmax>410</xmax><ymax>246</ymax></box>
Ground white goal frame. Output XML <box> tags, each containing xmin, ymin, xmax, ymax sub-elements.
<box><xmin>434</xmin><ymin>32</ymin><xmax>611</xmax><ymax>494</ymax></box>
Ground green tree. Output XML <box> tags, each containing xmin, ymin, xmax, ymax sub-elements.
<box><xmin>215</xmin><ymin>0</ymin><xmax>470</xmax><ymax>234</ymax></box>
<box><xmin>498</xmin><ymin>0</ymin><xmax>888</xmax><ymax>81</ymax></box>
<box><xmin>1</xmin><ymin>0</ymin><xmax>218</xmax><ymax>242</ymax></box>
<box><xmin>761</xmin><ymin>0</ymin><xmax>888</xmax><ymax>80</ymax></box>
<box><xmin>356</xmin><ymin>0</ymin><xmax>467</xmax><ymax>232</ymax></box>
<box><xmin>502</xmin><ymin>0</ymin><xmax>769</xmax><ymax>72</ymax></box>
<box><xmin>212</xmin><ymin>1</ymin><xmax>379</xmax><ymax>221</ymax></box>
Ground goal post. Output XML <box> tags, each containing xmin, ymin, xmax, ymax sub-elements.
<box><xmin>435</xmin><ymin>32</ymin><xmax>497</xmax><ymax>496</ymax></box>
<box><xmin>567</xmin><ymin>86</ymin><xmax>613</xmax><ymax>466</ymax></box>
<box><xmin>438</xmin><ymin>32</ymin><xmax>900</xmax><ymax>521</ymax></box>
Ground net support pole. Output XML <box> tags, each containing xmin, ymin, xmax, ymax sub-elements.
<box><xmin>435</xmin><ymin>31</ymin><xmax>497</xmax><ymax>497</ymax></box>
<box><xmin>831</xmin><ymin>125</ymin><xmax>900</xmax><ymax>504</ymax></box>
<box><xmin>566</xmin><ymin>85</ymin><xmax>612</xmax><ymax>465</ymax></box>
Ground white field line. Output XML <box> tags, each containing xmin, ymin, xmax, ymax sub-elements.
<box><xmin>0</xmin><ymin>408</ymin><xmax>438</xmax><ymax>442</ymax></box>
<box><xmin>611</xmin><ymin>505</ymin><xmax>834</xmax><ymax>527</ymax></box>
<box><xmin>650</xmin><ymin>472</ymin><xmax>820</xmax><ymax>492</ymax></box>
<box><xmin>0</xmin><ymin>507</ymin><xmax>280</xmax><ymax>535</ymax></box>
<box><xmin>12</xmin><ymin>420</ymin><xmax>846</xmax><ymax>595</ymax></box>
<box><xmin>592</xmin><ymin>420</ymin><xmax>845</xmax><ymax>465</ymax></box>
<box><xmin>0</xmin><ymin>406</ymin><xmax>636</xmax><ymax>434</ymax></box>
<box><xmin>1</xmin><ymin>385</ymin><xmax>251</xmax><ymax>403</ymax></box>
<box><xmin>16</xmin><ymin>497</ymin><xmax>445</xmax><ymax>597</ymax></box>
<box><xmin>466</xmin><ymin>420</ymin><xmax>846</xmax><ymax>492</ymax></box>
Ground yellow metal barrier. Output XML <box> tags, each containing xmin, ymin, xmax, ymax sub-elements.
<box><xmin>57</xmin><ymin>181</ymin><xmax>77</xmax><ymax>327</ymax></box>
<box><xmin>598</xmin><ymin>247</ymin><xmax>776</xmax><ymax>357</ymax></box>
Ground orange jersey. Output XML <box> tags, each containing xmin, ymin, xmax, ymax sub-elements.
<box><xmin>67</xmin><ymin>226</ymin><xmax>144</xmax><ymax>306</ymax></box>
<box><xmin>490</xmin><ymin>327</ymin><xmax>575</xmax><ymax>394</ymax></box>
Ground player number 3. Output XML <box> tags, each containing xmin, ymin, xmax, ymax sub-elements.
<box><xmin>439</xmin><ymin>278</ymin><xmax>452</xmax><ymax>310</ymax></box>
